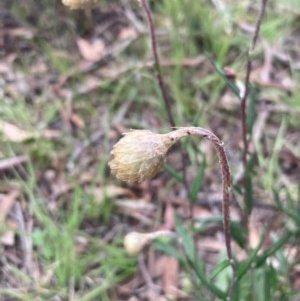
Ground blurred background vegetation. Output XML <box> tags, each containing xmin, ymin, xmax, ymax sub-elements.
<box><xmin>0</xmin><ymin>0</ymin><xmax>299</xmax><ymax>300</ymax></box>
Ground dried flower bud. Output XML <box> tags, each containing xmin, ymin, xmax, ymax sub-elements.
<box><xmin>123</xmin><ymin>232</ymin><xmax>150</xmax><ymax>255</ymax></box>
<box><xmin>109</xmin><ymin>130</ymin><xmax>179</xmax><ymax>183</ymax></box>
<box><xmin>62</xmin><ymin>0</ymin><xmax>98</xmax><ymax>9</ymax></box>
<box><xmin>124</xmin><ymin>230</ymin><xmax>176</xmax><ymax>255</ymax></box>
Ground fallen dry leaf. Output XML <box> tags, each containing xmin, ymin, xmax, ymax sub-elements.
<box><xmin>128</xmin><ymin>297</ymin><xmax>140</xmax><ymax>301</ymax></box>
<box><xmin>42</xmin><ymin>129</ymin><xmax>61</xmax><ymax>139</ymax></box>
<box><xmin>92</xmin><ymin>185</ymin><xmax>137</xmax><ymax>200</ymax></box>
<box><xmin>118</xmin><ymin>27</ymin><xmax>137</xmax><ymax>40</ymax></box>
<box><xmin>160</xmin><ymin>202</ymin><xmax>175</xmax><ymax>230</ymax></box>
<box><xmin>0</xmin><ymin>190</ymin><xmax>20</xmax><ymax>246</ymax></box>
<box><xmin>162</xmin><ymin>256</ymin><xmax>179</xmax><ymax>298</ymax></box>
<box><xmin>70</xmin><ymin>112</ymin><xmax>85</xmax><ymax>129</ymax></box>
<box><xmin>0</xmin><ymin>229</ymin><xmax>15</xmax><ymax>246</ymax></box>
<box><xmin>0</xmin><ymin>27</ymin><xmax>34</xmax><ymax>40</ymax></box>
<box><xmin>0</xmin><ymin>121</ymin><xmax>38</xmax><ymax>142</ymax></box>
<box><xmin>0</xmin><ymin>190</ymin><xmax>20</xmax><ymax>226</ymax></box>
<box><xmin>76</xmin><ymin>37</ymin><xmax>106</xmax><ymax>61</ymax></box>
<box><xmin>0</xmin><ymin>121</ymin><xmax>61</xmax><ymax>142</ymax></box>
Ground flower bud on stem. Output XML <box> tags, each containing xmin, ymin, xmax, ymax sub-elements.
<box><xmin>109</xmin><ymin>126</ymin><xmax>233</xmax><ymax>262</ymax></box>
<box><xmin>124</xmin><ymin>230</ymin><xmax>176</xmax><ymax>255</ymax></box>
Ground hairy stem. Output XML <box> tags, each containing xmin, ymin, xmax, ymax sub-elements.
<box><xmin>173</xmin><ymin>127</ymin><xmax>235</xmax><ymax>299</ymax></box>
<box><xmin>241</xmin><ymin>0</ymin><xmax>268</xmax><ymax>172</ymax></box>
<box><xmin>241</xmin><ymin>0</ymin><xmax>268</xmax><ymax>169</ymax></box>
<box><xmin>140</xmin><ymin>0</ymin><xmax>175</xmax><ymax>127</ymax></box>
<box><xmin>240</xmin><ymin>0</ymin><xmax>268</xmax><ymax>228</ymax></box>
<box><xmin>171</xmin><ymin>127</ymin><xmax>232</xmax><ymax>261</ymax></box>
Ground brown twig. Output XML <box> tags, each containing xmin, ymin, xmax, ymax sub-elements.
<box><xmin>240</xmin><ymin>0</ymin><xmax>268</xmax><ymax>215</ymax></box>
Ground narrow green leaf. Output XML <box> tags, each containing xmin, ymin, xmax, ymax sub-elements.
<box><xmin>247</xmin><ymin>84</ymin><xmax>257</xmax><ymax>134</ymax></box>
<box><xmin>189</xmin><ymin>154</ymin><xmax>206</xmax><ymax>203</ymax></box>
<box><xmin>175</xmin><ymin>215</ymin><xmax>227</xmax><ymax>300</ymax></box>
<box><xmin>255</xmin><ymin>231</ymin><xmax>293</xmax><ymax>268</ymax></box>
<box><xmin>165</xmin><ymin>163</ymin><xmax>183</xmax><ymax>182</ymax></box>
<box><xmin>230</xmin><ymin>221</ymin><xmax>247</xmax><ymax>249</ymax></box>
<box><xmin>245</xmin><ymin>154</ymin><xmax>255</xmax><ymax>214</ymax></box>
<box><xmin>245</xmin><ymin>174</ymin><xmax>253</xmax><ymax>214</ymax></box>
<box><xmin>153</xmin><ymin>240</ymin><xmax>185</xmax><ymax>262</ymax></box>
<box><xmin>208</xmin><ymin>56</ymin><xmax>241</xmax><ymax>98</ymax></box>
<box><xmin>192</xmin><ymin>217</ymin><xmax>222</xmax><ymax>234</ymax></box>
<box><xmin>256</xmin><ymin>268</ymin><xmax>268</xmax><ymax>301</ymax></box>
<box><xmin>273</xmin><ymin>189</ymin><xmax>300</xmax><ymax>224</ymax></box>
<box><xmin>209</xmin><ymin>259</ymin><xmax>231</xmax><ymax>281</ymax></box>
<box><xmin>237</xmin><ymin>225</ymin><xmax>267</xmax><ymax>280</ymax></box>
<box><xmin>191</xmin><ymin>261</ymin><xmax>227</xmax><ymax>299</ymax></box>
<box><xmin>175</xmin><ymin>215</ymin><xmax>195</xmax><ymax>262</ymax></box>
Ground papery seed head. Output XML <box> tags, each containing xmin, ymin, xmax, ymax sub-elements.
<box><xmin>62</xmin><ymin>0</ymin><xmax>98</xmax><ymax>9</ymax></box>
<box><xmin>109</xmin><ymin>130</ymin><xmax>179</xmax><ymax>183</ymax></box>
<box><xmin>123</xmin><ymin>231</ymin><xmax>150</xmax><ymax>255</ymax></box>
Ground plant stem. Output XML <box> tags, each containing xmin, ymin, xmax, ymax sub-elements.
<box><xmin>140</xmin><ymin>0</ymin><xmax>175</xmax><ymax>127</ymax></box>
<box><xmin>241</xmin><ymin>0</ymin><xmax>268</xmax><ymax>167</ymax></box>
<box><xmin>170</xmin><ymin>127</ymin><xmax>232</xmax><ymax>261</ymax></box>
<box><xmin>174</xmin><ymin>127</ymin><xmax>235</xmax><ymax>299</ymax></box>
<box><xmin>140</xmin><ymin>0</ymin><xmax>190</xmax><ymax>200</ymax></box>
<box><xmin>240</xmin><ymin>0</ymin><xmax>268</xmax><ymax>223</ymax></box>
